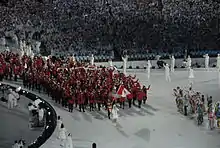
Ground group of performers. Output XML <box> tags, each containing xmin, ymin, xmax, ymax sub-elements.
<box><xmin>173</xmin><ymin>84</ymin><xmax>220</xmax><ymax>129</ymax></box>
<box><xmin>0</xmin><ymin>51</ymin><xmax>150</xmax><ymax>119</ymax></box>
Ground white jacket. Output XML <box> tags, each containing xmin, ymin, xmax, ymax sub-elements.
<box><xmin>65</xmin><ymin>136</ymin><xmax>73</xmax><ymax>148</ymax></box>
<box><xmin>59</xmin><ymin>128</ymin><xmax>67</xmax><ymax>140</ymax></box>
<box><xmin>8</xmin><ymin>93</ymin><xmax>14</xmax><ymax>102</ymax></box>
<box><xmin>57</xmin><ymin>119</ymin><xmax>63</xmax><ymax>130</ymax></box>
<box><xmin>12</xmin><ymin>91</ymin><xmax>19</xmax><ymax>99</ymax></box>
<box><xmin>12</xmin><ymin>143</ymin><xmax>19</xmax><ymax>148</ymax></box>
<box><xmin>38</xmin><ymin>108</ymin><xmax>44</xmax><ymax>121</ymax></box>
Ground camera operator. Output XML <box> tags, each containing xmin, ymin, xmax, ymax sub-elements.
<box><xmin>12</xmin><ymin>139</ymin><xmax>26</xmax><ymax>148</ymax></box>
<box><xmin>8</xmin><ymin>89</ymin><xmax>16</xmax><ymax>109</ymax></box>
<box><xmin>28</xmin><ymin>102</ymin><xmax>38</xmax><ymax>128</ymax></box>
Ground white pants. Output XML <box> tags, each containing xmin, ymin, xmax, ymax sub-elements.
<box><xmin>147</xmin><ymin>71</ymin><xmax>150</xmax><ymax>79</ymax></box>
<box><xmin>60</xmin><ymin>139</ymin><xmax>65</xmax><ymax>147</ymax></box>
<box><xmin>171</xmin><ymin>66</ymin><xmax>174</xmax><ymax>72</ymax></box>
<box><xmin>8</xmin><ymin>99</ymin><xmax>14</xmax><ymax>109</ymax></box>
<box><xmin>165</xmin><ymin>74</ymin><xmax>171</xmax><ymax>82</ymax></box>
<box><xmin>13</xmin><ymin>98</ymin><xmax>17</xmax><ymax>107</ymax></box>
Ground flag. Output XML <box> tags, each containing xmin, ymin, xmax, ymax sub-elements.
<box><xmin>117</xmin><ymin>85</ymin><xmax>131</xmax><ymax>97</ymax></box>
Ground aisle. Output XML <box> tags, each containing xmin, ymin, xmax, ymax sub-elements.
<box><xmin>3</xmin><ymin>68</ymin><xmax>220</xmax><ymax>148</ymax></box>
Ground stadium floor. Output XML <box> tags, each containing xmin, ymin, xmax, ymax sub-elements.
<box><xmin>0</xmin><ymin>94</ymin><xmax>43</xmax><ymax>148</ymax></box>
<box><xmin>3</xmin><ymin>68</ymin><xmax>220</xmax><ymax>148</ymax></box>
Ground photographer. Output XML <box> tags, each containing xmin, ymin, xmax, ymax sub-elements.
<box><xmin>12</xmin><ymin>139</ymin><xmax>26</xmax><ymax>148</ymax></box>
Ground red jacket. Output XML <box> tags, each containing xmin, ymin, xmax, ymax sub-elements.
<box><xmin>0</xmin><ymin>67</ymin><xmax>3</xmax><ymax>75</ymax></box>
<box><xmin>89</xmin><ymin>93</ymin><xmax>95</xmax><ymax>103</ymax></box>
<box><xmin>120</xmin><ymin>97</ymin><xmax>126</xmax><ymax>102</ymax></box>
<box><xmin>78</xmin><ymin>93</ymin><xmax>85</xmax><ymax>104</ymax></box>
<box><xmin>127</xmin><ymin>93</ymin><xmax>133</xmax><ymax>100</ymax></box>
<box><xmin>68</xmin><ymin>99</ymin><xmax>74</xmax><ymax>104</ymax></box>
<box><xmin>137</xmin><ymin>91</ymin><xmax>145</xmax><ymax>101</ymax></box>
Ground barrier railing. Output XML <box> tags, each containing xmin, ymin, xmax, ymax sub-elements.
<box><xmin>1</xmin><ymin>83</ymin><xmax>57</xmax><ymax>148</ymax></box>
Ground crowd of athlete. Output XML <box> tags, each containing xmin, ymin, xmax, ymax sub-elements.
<box><xmin>0</xmin><ymin>51</ymin><xmax>150</xmax><ymax>119</ymax></box>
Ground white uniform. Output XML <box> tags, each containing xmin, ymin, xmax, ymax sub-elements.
<box><xmin>122</xmin><ymin>55</ymin><xmax>128</xmax><ymax>75</ymax></box>
<box><xmin>217</xmin><ymin>54</ymin><xmax>220</xmax><ymax>69</ymax></box>
<box><xmin>57</xmin><ymin>119</ymin><xmax>63</xmax><ymax>130</ymax></box>
<box><xmin>112</xmin><ymin>105</ymin><xmax>119</xmax><ymax>125</ymax></box>
<box><xmin>147</xmin><ymin>60</ymin><xmax>151</xmax><ymax>79</ymax></box>
<box><xmin>164</xmin><ymin>64</ymin><xmax>171</xmax><ymax>82</ymax></box>
<box><xmin>12</xmin><ymin>143</ymin><xmax>19</xmax><ymax>148</ymax></box>
<box><xmin>205</xmin><ymin>54</ymin><xmax>209</xmax><ymax>69</ymax></box>
<box><xmin>12</xmin><ymin>91</ymin><xmax>19</xmax><ymax>107</ymax></box>
<box><xmin>58</xmin><ymin>127</ymin><xmax>67</xmax><ymax>146</ymax></box>
<box><xmin>187</xmin><ymin>56</ymin><xmax>192</xmax><ymax>68</ymax></box>
<box><xmin>8</xmin><ymin>93</ymin><xmax>15</xmax><ymax>109</ymax></box>
<box><xmin>33</xmin><ymin>99</ymin><xmax>42</xmax><ymax>107</ymax></box>
<box><xmin>188</xmin><ymin>68</ymin><xmax>194</xmax><ymax>79</ymax></box>
<box><xmin>38</xmin><ymin>108</ymin><xmax>44</xmax><ymax>121</ymax></box>
<box><xmin>90</xmin><ymin>54</ymin><xmax>94</xmax><ymax>65</ymax></box>
<box><xmin>170</xmin><ymin>56</ymin><xmax>175</xmax><ymax>72</ymax></box>
<box><xmin>17</xmin><ymin>142</ymin><xmax>24</xmax><ymax>148</ymax></box>
<box><xmin>65</xmin><ymin>135</ymin><xmax>73</xmax><ymax>148</ymax></box>
<box><xmin>109</xmin><ymin>59</ymin><xmax>113</xmax><ymax>67</ymax></box>
<box><xmin>218</xmin><ymin>69</ymin><xmax>220</xmax><ymax>87</ymax></box>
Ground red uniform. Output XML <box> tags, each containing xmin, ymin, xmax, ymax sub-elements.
<box><xmin>120</xmin><ymin>97</ymin><xmax>126</xmax><ymax>102</ymax></box>
<box><xmin>78</xmin><ymin>92</ymin><xmax>85</xmax><ymax>104</ymax></box>
<box><xmin>127</xmin><ymin>93</ymin><xmax>133</xmax><ymax>100</ymax></box>
<box><xmin>137</xmin><ymin>91</ymin><xmax>145</xmax><ymax>101</ymax></box>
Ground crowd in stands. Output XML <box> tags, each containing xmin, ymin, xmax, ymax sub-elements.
<box><xmin>0</xmin><ymin>0</ymin><xmax>219</xmax><ymax>59</ymax></box>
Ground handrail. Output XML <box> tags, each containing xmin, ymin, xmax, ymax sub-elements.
<box><xmin>1</xmin><ymin>83</ymin><xmax>57</xmax><ymax>148</ymax></box>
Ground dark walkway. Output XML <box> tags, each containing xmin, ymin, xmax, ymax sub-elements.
<box><xmin>0</xmin><ymin>94</ymin><xmax>43</xmax><ymax>148</ymax></box>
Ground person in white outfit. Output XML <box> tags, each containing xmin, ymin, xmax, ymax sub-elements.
<box><xmin>12</xmin><ymin>89</ymin><xmax>19</xmax><ymax>107</ymax></box>
<box><xmin>164</xmin><ymin>64</ymin><xmax>171</xmax><ymax>82</ymax></box>
<box><xmin>187</xmin><ymin>55</ymin><xmax>192</xmax><ymax>68</ymax></box>
<box><xmin>111</xmin><ymin>104</ymin><xmax>119</xmax><ymax>126</ymax></box>
<box><xmin>204</xmin><ymin>54</ymin><xmax>209</xmax><ymax>70</ymax></box>
<box><xmin>90</xmin><ymin>54</ymin><xmax>94</xmax><ymax>65</ymax></box>
<box><xmin>146</xmin><ymin>60</ymin><xmax>152</xmax><ymax>79</ymax></box>
<box><xmin>38</xmin><ymin>107</ymin><xmax>44</xmax><ymax>125</ymax></box>
<box><xmin>108</xmin><ymin>59</ymin><xmax>113</xmax><ymax>67</ymax></box>
<box><xmin>218</xmin><ymin>69</ymin><xmax>220</xmax><ymax>87</ymax></box>
<box><xmin>188</xmin><ymin>67</ymin><xmax>194</xmax><ymax>84</ymax></box>
<box><xmin>17</xmin><ymin>139</ymin><xmax>25</xmax><ymax>148</ymax></box>
<box><xmin>122</xmin><ymin>55</ymin><xmax>128</xmax><ymax>75</ymax></box>
<box><xmin>188</xmin><ymin>67</ymin><xmax>194</xmax><ymax>79</ymax></box>
<box><xmin>12</xmin><ymin>140</ymin><xmax>19</xmax><ymax>148</ymax></box>
<box><xmin>58</xmin><ymin>123</ymin><xmax>67</xmax><ymax>147</ymax></box>
<box><xmin>217</xmin><ymin>54</ymin><xmax>220</xmax><ymax>69</ymax></box>
<box><xmin>8</xmin><ymin>89</ymin><xmax>15</xmax><ymax>109</ymax></box>
<box><xmin>65</xmin><ymin>133</ymin><xmax>73</xmax><ymax>148</ymax></box>
<box><xmin>57</xmin><ymin>116</ymin><xmax>63</xmax><ymax>132</ymax></box>
<box><xmin>170</xmin><ymin>55</ymin><xmax>175</xmax><ymax>72</ymax></box>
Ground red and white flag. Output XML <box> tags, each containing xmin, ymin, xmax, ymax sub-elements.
<box><xmin>117</xmin><ymin>85</ymin><xmax>131</xmax><ymax>97</ymax></box>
